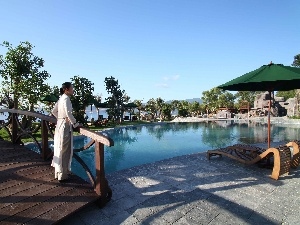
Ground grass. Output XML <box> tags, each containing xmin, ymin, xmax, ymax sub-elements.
<box><xmin>0</xmin><ymin>127</ymin><xmax>44</xmax><ymax>144</ymax></box>
<box><xmin>288</xmin><ymin>115</ymin><xmax>300</xmax><ymax>119</ymax></box>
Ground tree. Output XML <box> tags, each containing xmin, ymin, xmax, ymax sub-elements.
<box><xmin>161</xmin><ymin>103</ymin><xmax>172</xmax><ymax>120</ymax></box>
<box><xmin>121</xmin><ymin>93</ymin><xmax>130</xmax><ymax>119</ymax></box>
<box><xmin>189</xmin><ymin>101</ymin><xmax>202</xmax><ymax>117</ymax></box>
<box><xmin>104</xmin><ymin>76</ymin><xmax>126</xmax><ymax>123</ymax></box>
<box><xmin>169</xmin><ymin>100</ymin><xmax>180</xmax><ymax>116</ymax></box>
<box><xmin>170</xmin><ymin>100</ymin><xmax>180</xmax><ymax>112</ymax></box>
<box><xmin>202</xmin><ymin>88</ymin><xmax>221</xmax><ymax>113</ymax></box>
<box><xmin>235</xmin><ymin>91</ymin><xmax>257</xmax><ymax>109</ymax></box>
<box><xmin>219</xmin><ymin>92</ymin><xmax>235</xmax><ymax>108</ymax></box>
<box><xmin>0</xmin><ymin>41</ymin><xmax>51</xmax><ymax>110</ymax></box>
<box><xmin>70</xmin><ymin>76</ymin><xmax>94</xmax><ymax>125</ymax></box>
<box><xmin>276</xmin><ymin>90</ymin><xmax>296</xmax><ymax>101</ymax></box>
<box><xmin>177</xmin><ymin>100</ymin><xmax>189</xmax><ymax>117</ymax></box>
<box><xmin>133</xmin><ymin>99</ymin><xmax>143</xmax><ymax>120</ymax></box>
<box><xmin>292</xmin><ymin>54</ymin><xmax>300</xmax><ymax>67</ymax></box>
<box><xmin>155</xmin><ymin>97</ymin><xmax>165</xmax><ymax>119</ymax></box>
<box><xmin>145</xmin><ymin>98</ymin><xmax>157</xmax><ymax>120</ymax></box>
<box><xmin>202</xmin><ymin>88</ymin><xmax>235</xmax><ymax>113</ymax></box>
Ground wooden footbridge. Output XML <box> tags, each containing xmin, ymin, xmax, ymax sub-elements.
<box><xmin>0</xmin><ymin>109</ymin><xmax>114</xmax><ymax>224</ymax></box>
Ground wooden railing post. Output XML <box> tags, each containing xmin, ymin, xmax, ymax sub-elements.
<box><xmin>12</xmin><ymin>113</ymin><xmax>18</xmax><ymax>143</ymax></box>
<box><xmin>94</xmin><ymin>141</ymin><xmax>108</xmax><ymax>206</ymax></box>
<box><xmin>41</xmin><ymin>120</ymin><xmax>50</xmax><ymax>160</ymax></box>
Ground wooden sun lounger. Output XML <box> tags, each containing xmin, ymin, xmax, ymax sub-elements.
<box><xmin>207</xmin><ymin>144</ymin><xmax>291</xmax><ymax>180</ymax></box>
<box><xmin>286</xmin><ymin>141</ymin><xmax>300</xmax><ymax>168</ymax></box>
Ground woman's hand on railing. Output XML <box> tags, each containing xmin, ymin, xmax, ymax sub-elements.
<box><xmin>73</xmin><ymin>123</ymin><xmax>83</xmax><ymax>132</ymax></box>
<box><xmin>77</xmin><ymin>123</ymin><xmax>84</xmax><ymax>129</ymax></box>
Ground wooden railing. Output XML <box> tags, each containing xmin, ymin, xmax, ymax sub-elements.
<box><xmin>0</xmin><ymin>108</ymin><xmax>114</xmax><ymax>207</ymax></box>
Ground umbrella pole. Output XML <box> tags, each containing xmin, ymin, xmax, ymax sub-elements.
<box><xmin>268</xmin><ymin>91</ymin><xmax>271</xmax><ymax>148</ymax></box>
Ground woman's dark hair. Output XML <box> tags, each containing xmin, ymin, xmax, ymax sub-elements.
<box><xmin>60</xmin><ymin>82</ymin><xmax>72</xmax><ymax>95</ymax></box>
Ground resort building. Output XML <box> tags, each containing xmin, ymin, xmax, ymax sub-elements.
<box><xmin>253</xmin><ymin>91</ymin><xmax>296</xmax><ymax>117</ymax></box>
<box><xmin>217</xmin><ymin>91</ymin><xmax>298</xmax><ymax>119</ymax></box>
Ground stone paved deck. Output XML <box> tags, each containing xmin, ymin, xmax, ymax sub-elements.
<box><xmin>59</xmin><ymin>151</ymin><xmax>300</xmax><ymax>225</ymax></box>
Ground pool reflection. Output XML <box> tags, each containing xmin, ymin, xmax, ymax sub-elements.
<box><xmin>71</xmin><ymin>121</ymin><xmax>300</xmax><ymax>180</ymax></box>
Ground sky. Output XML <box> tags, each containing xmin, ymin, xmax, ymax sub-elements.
<box><xmin>0</xmin><ymin>0</ymin><xmax>299</xmax><ymax>103</ymax></box>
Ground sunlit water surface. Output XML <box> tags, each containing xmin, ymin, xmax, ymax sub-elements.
<box><xmin>27</xmin><ymin>121</ymin><xmax>300</xmax><ymax>180</ymax></box>
<box><xmin>72</xmin><ymin>121</ymin><xmax>300</xmax><ymax>179</ymax></box>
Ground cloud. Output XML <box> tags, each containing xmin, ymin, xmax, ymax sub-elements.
<box><xmin>155</xmin><ymin>75</ymin><xmax>180</xmax><ymax>89</ymax></box>
<box><xmin>155</xmin><ymin>83</ymin><xmax>169</xmax><ymax>88</ymax></box>
<box><xmin>163</xmin><ymin>75</ymin><xmax>180</xmax><ymax>81</ymax></box>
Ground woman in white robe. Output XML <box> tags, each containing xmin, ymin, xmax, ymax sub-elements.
<box><xmin>51</xmin><ymin>82</ymin><xmax>81</xmax><ymax>182</ymax></box>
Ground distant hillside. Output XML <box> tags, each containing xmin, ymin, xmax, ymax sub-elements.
<box><xmin>185</xmin><ymin>98</ymin><xmax>202</xmax><ymax>103</ymax></box>
<box><xmin>166</xmin><ymin>98</ymin><xmax>202</xmax><ymax>104</ymax></box>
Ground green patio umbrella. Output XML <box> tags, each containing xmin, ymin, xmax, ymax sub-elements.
<box><xmin>124</xmin><ymin>102</ymin><xmax>138</xmax><ymax>108</ymax></box>
<box><xmin>94</xmin><ymin>102</ymin><xmax>109</xmax><ymax>108</ymax></box>
<box><xmin>218</xmin><ymin>62</ymin><xmax>300</xmax><ymax>148</ymax></box>
<box><xmin>40</xmin><ymin>94</ymin><xmax>59</xmax><ymax>103</ymax></box>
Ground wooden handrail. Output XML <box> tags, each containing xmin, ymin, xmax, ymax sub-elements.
<box><xmin>0</xmin><ymin>108</ymin><xmax>114</xmax><ymax>207</ymax></box>
<box><xmin>79</xmin><ymin>128</ymin><xmax>113</xmax><ymax>146</ymax></box>
<box><xmin>0</xmin><ymin>109</ymin><xmax>113</xmax><ymax>145</ymax></box>
<box><xmin>0</xmin><ymin>109</ymin><xmax>56</xmax><ymax>123</ymax></box>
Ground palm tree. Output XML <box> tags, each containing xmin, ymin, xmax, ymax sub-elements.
<box><xmin>155</xmin><ymin>97</ymin><xmax>165</xmax><ymax>120</ymax></box>
<box><xmin>145</xmin><ymin>98</ymin><xmax>156</xmax><ymax>120</ymax></box>
<box><xmin>133</xmin><ymin>99</ymin><xmax>143</xmax><ymax>120</ymax></box>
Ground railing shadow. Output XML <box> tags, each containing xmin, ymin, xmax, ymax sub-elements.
<box><xmin>60</xmin><ymin>152</ymin><xmax>299</xmax><ymax>224</ymax></box>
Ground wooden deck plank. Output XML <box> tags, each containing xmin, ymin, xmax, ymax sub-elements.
<box><xmin>0</xmin><ymin>170</ymin><xmax>53</xmax><ymax>193</ymax></box>
<box><xmin>0</xmin><ymin>140</ymin><xmax>99</xmax><ymax>224</ymax></box>
<box><xmin>0</xmin><ymin>165</ymin><xmax>53</xmax><ymax>192</ymax></box>
<box><xmin>0</xmin><ymin>172</ymin><xmax>54</xmax><ymax>198</ymax></box>
<box><xmin>0</xmin><ymin>174</ymin><xmax>56</xmax><ymax>210</ymax></box>
<box><xmin>0</xmin><ymin>150</ymin><xmax>33</xmax><ymax>159</ymax></box>
<box><xmin>0</xmin><ymin>163</ymin><xmax>51</xmax><ymax>180</ymax></box>
<box><xmin>12</xmin><ymin>184</ymin><xmax>97</xmax><ymax>224</ymax></box>
<box><xmin>29</xmin><ymin>191</ymin><xmax>99</xmax><ymax>225</ymax></box>
<box><xmin>0</xmin><ymin>161</ymin><xmax>38</xmax><ymax>171</ymax></box>
<box><xmin>0</xmin><ymin>154</ymin><xmax>42</xmax><ymax>164</ymax></box>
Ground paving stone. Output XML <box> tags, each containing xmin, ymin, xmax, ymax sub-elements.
<box><xmin>196</xmin><ymin>199</ymin><xmax>221</xmax><ymax>213</ymax></box>
<box><xmin>77</xmin><ymin>206</ymin><xmax>108</xmax><ymax>224</ymax></box>
<box><xmin>282</xmin><ymin>214</ymin><xmax>300</xmax><ymax>225</ymax></box>
<box><xmin>169</xmin><ymin>201</ymin><xmax>195</xmax><ymax>215</ymax></box>
<box><xmin>184</xmin><ymin>207</ymin><xmax>217</xmax><ymax>224</ymax></box>
<box><xmin>159</xmin><ymin>208</ymin><xmax>185</xmax><ymax>223</ymax></box>
<box><xmin>126</xmin><ymin>204</ymin><xmax>156</xmax><ymax>221</ymax></box>
<box><xmin>97</xmin><ymin>211</ymin><xmax>140</xmax><ymax>225</ymax></box>
<box><xmin>138</xmin><ymin>215</ymin><xmax>170</xmax><ymax>225</ymax></box>
<box><xmin>258</xmin><ymin>206</ymin><xmax>286</xmax><ymax>222</ymax></box>
<box><xmin>247</xmin><ymin>211</ymin><xmax>282</xmax><ymax>225</ymax></box>
<box><xmin>172</xmin><ymin>215</ymin><xmax>203</xmax><ymax>225</ymax></box>
<box><xmin>60</xmin><ymin>152</ymin><xmax>300</xmax><ymax>225</ymax></box>
<box><xmin>99</xmin><ymin>199</ymin><xmax>126</xmax><ymax>218</ymax></box>
<box><xmin>60</xmin><ymin>214</ymin><xmax>85</xmax><ymax>225</ymax></box>
<box><xmin>211</xmin><ymin>212</ymin><xmax>251</xmax><ymax>225</ymax></box>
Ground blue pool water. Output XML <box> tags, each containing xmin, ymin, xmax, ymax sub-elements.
<box><xmin>69</xmin><ymin>121</ymin><xmax>300</xmax><ymax>180</ymax></box>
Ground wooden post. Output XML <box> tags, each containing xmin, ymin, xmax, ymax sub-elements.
<box><xmin>12</xmin><ymin>113</ymin><xmax>18</xmax><ymax>143</ymax></box>
<box><xmin>41</xmin><ymin>120</ymin><xmax>50</xmax><ymax>160</ymax></box>
<box><xmin>94</xmin><ymin>141</ymin><xmax>107</xmax><ymax>206</ymax></box>
<box><xmin>268</xmin><ymin>91</ymin><xmax>271</xmax><ymax>148</ymax></box>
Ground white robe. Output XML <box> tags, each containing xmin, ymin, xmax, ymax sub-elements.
<box><xmin>51</xmin><ymin>94</ymin><xmax>78</xmax><ymax>180</ymax></box>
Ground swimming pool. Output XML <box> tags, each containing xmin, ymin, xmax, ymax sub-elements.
<box><xmin>70</xmin><ymin>121</ymin><xmax>300</xmax><ymax>180</ymax></box>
